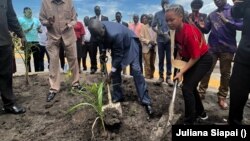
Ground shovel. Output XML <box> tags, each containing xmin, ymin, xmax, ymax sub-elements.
<box><xmin>102</xmin><ymin>82</ymin><xmax>122</xmax><ymax>115</ymax></box>
<box><xmin>149</xmin><ymin>79</ymin><xmax>180</xmax><ymax>141</ymax></box>
<box><xmin>166</xmin><ymin>29</ymin><xmax>186</xmax><ymax>125</ymax></box>
<box><xmin>101</xmin><ymin>60</ymin><xmax>122</xmax><ymax>115</ymax></box>
<box><xmin>166</xmin><ymin>78</ymin><xmax>178</xmax><ymax>126</ymax></box>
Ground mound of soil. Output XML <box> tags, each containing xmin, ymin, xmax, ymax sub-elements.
<box><xmin>0</xmin><ymin>73</ymin><xmax>249</xmax><ymax>141</ymax></box>
<box><xmin>104</xmin><ymin>107</ymin><xmax>122</xmax><ymax>126</ymax></box>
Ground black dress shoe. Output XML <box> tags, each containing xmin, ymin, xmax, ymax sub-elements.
<box><xmin>83</xmin><ymin>67</ymin><xmax>87</xmax><ymax>71</ymax></box>
<box><xmin>47</xmin><ymin>91</ymin><xmax>57</xmax><ymax>102</ymax></box>
<box><xmin>145</xmin><ymin>105</ymin><xmax>153</xmax><ymax>116</ymax></box>
<box><xmin>90</xmin><ymin>69</ymin><xmax>96</xmax><ymax>74</ymax></box>
<box><xmin>72</xmin><ymin>85</ymin><xmax>86</xmax><ymax>91</ymax></box>
<box><xmin>4</xmin><ymin>104</ymin><xmax>26</xmax><ymax>114</ymax></box>
<box><xmin>112</xmin><ymin>98</ymin><xmax>124</xmax><ymax>103</ymax></box>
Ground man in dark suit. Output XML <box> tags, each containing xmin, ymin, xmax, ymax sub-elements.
<box><xmin>90</xmin><ymin>6</ymin><xmax>109</xmax><ymax>22</ymax></box>
<box><xmin>89</xmin><ymin>6</ymin><xmax>109</xmax><ymax>74</ymax></box>
<box><xmin>114</xmin><ymin>11</ymin><xmax>129</xmax><ymax>75</ymax></box>
<box><xmin>0</xmin><ymin>0</ymin><xmax>26</xmax><ymax>114</ymax></box>
<box><xmin>115</xmin><ymin>11</ymin><xmax>128</xmax><ymax>27</ymax></box>
<box><xmin>229</xmin><ymin>0</ymin><xmax>250</xmax><ymax>125</ymax></box>
<box><xmin>88</xmin><ymin>20</ymin><xmax>153</xmax><ymax>116</ymax></box>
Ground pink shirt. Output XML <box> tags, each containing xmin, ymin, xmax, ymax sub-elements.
<box><xmin>129</xmin><ymin>23</ymin><xmax>142</xmax><ymax>37</ymax></box>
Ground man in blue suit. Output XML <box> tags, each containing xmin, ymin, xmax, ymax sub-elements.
<box><xmin>88</xmin><ymin>20</ymin><xmax>153</xmax><ymax>116</ymax></box>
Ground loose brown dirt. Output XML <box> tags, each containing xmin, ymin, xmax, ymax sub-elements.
<box><xmin>0</xmin><ymin>73</ymin><xmax>249</xmax><ymax>141</ymax></box>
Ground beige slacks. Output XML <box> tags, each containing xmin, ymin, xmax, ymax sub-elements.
<box><xmin>46</xmin><ymin>38</ymin><xmax>79</xmax><ymax>92</ymax></box>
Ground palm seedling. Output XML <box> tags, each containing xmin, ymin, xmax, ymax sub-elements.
<box><xmin>68</xmin><ymin>82</ymin><xmax>105</xmax><ymax>140</ymax></box>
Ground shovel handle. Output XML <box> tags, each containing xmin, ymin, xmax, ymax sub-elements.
<box><xmin>102</xmin><ymin>61</ymin><xmax>113</xmax><ymax>104</ymax></box>
<box><xmin>167</xmin><ymin>71</ymin><xmax>179</xmax><ymax>123</ymax></box>
<box><xmin>107</xmin><ymin>83</ymin><xmax>113</xmax><ymax>104</ymax></box>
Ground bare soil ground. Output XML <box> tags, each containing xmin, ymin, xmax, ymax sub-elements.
<box><xmin>0</xmin><ymin>73</ymin><xmax>249</xmax><ymax>141</ymax></box>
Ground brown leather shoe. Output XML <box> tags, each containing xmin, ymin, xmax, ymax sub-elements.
<box><xmin>218</xmin><ymin>96</ymin><xmax>228</xmax><ymax>110</ymax></box>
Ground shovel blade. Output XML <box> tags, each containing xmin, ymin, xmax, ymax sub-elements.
<box><xmin>102</xmin><ymin>103</ymin><xmax>122</xmax><ymax>116</ymax></box>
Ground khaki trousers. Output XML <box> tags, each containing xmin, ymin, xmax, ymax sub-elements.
<box><xmin>198</xmin><ymin>52</ymin><xmax>234</xmax><ymax>97</ymax></box>
<box><xmin>143</xmin><ymin>49</ymin><xmax>156</xmax><ymax>79</ymax></box>
<box><xmin>46</xmin><ymin>39</ymin><xmax>79</xmax><ymax>92</ymax></box>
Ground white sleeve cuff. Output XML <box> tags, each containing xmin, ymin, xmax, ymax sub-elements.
<box><xmin>67</xmin><ymin>23</ymin><xmax>73</xmax><ymax>28</ymax></box>
<box><xmin>111</xmin><ymin>67</ymin><xmax>117</xmax><ymax>72</ymax></box>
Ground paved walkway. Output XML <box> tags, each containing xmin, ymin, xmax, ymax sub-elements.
<box><xmin>14</xmin><ymin>52</ymin><xmax>221</xmax><ymax>92</ymax></box>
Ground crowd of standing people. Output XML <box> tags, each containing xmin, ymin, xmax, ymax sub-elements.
<box><xmin>1</xmin><ymin>0</ymin><xmax>249</xmax><ymax>126</ymax></box>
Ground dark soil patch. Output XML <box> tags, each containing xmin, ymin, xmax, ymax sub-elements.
<box><xmin>104</xmin><ymin>107</ymin><xmax>122</xmax><ymax>126</ymax></box>
<box><xmin>0</xmin><ymin>73</ymin><xmax>249</xmax><ymax>141</ymax></box>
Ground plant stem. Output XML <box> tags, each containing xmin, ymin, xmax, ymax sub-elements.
<box><xmin>24</xmin><ymin>46</ymin><xmax>29</xmax><ymax>85</ymax></box>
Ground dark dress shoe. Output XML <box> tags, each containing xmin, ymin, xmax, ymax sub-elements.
<box><xmin>145</xmin><ymin>105</ymin><xmax>153</xmax><ymax>116</ymax></box>
<box><xmin>166</xmin><ymin>78</ymin><xmax>174</xmax><ymax>87</ymax></box>
<box><xmin>47</xmin><ymin>91</ymin><xmax>57</xmax><ymax>102</ymax></box>
<box><xmin>4</xmin><ymin>104</ymin><xmax>26</xmax><ymax>114</ymax></box>
<box><xmin>83</xmin><ymin>67</ymin><xmax>87</xmax><ymax>71</ymax></box>
<box><xmin>72</xmin><ymin>85</ymin><xmax>86</xmax><ymax>91</ymax></box>
<box><xmin>90</xmin><ymin>69</ymin><xmax>96</xmax><ymax>74</ymax></box>
<box><xmin>112</xmin><ymin>98</ymin><xmax>124</xmax><ymax>103</ymax></box>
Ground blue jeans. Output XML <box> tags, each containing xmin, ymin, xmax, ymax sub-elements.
<box><xmin>112</xmin><ymin>55</ymin><xmax>151</xmax><ymax>105</ymax></box>
<box><xmin>157</xmin><ymin>41</ymin><xmax>172</xmax><ymax>77</ymax></box>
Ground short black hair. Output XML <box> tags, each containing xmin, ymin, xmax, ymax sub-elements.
<box><xmin>161</xmin><ymin>0</ymin><xmax>169</xmax><ymax>4</ymax></box>
<box><xmin>191</xmin><ymin>0</ymin><xmax>203</xmax><ymax>10</ymax></box>
<box><xmin>23</xmin><ymin>7</ymin><xmax>31</xmax><ymax>13</ymax></box>
<box><xmin>140</xmin><ymin>14</ymin><xmax>148</xmax><ymax>23</ymax></box>
<box><xmin>133</xmin><ymin>14</ymin><xmax>139</xmax><ymax>18</ymax></box>
<box><xmin>94</xmin><ymin>5</ymin><xmax>100</xmax><ymax>10</ymax></box>
<box><xmin>116</xmin><ymin>11</ymin><xmax>122</xmax><ymax>16</ymax></box>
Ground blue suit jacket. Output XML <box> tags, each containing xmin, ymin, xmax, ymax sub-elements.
<box><xmin>102</xmin><ymin>21</ymin><xmax>140</xmax><ymax>69</ymax></box>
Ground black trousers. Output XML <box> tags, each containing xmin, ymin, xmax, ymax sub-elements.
<box><xmin>25</xmin><ymin>42</ymin><xmax>40</xmax><ymax>72</ymax></box>
<box><xmin>229</xmin><ymin>62</ymin><xmax>250</xmax><ymax>125</ymax></box>
<box><xmin>89</xmin><ymin>43</ymin><xmax>98</xmax><ymax>71</ymax></box>
<box><xmin>82</xmin><ymin>42</ymin><xmax>92</xmax><ymax>69</ymax></box>
<box><xmin>59</xmin><ymin>43</ymin><xmax>65</xmax><ymax>70</ymax></box>
<box><xmin>12</xmin><ymin>44</ymin><xmax>17</xmax><ymax>73</ymax></box>
<box><xmin>38</xmin><ymin>44</ymin><xmax>49</xmax><ymax>71</ymax></box>
<box><xmin>76</xmin><ymin>39</ymin><xmax>83</xmax><ymax>70</ymax></box>
<box><xmin>0</xmin><ymin>45</ymin><xmax>16</xmax><ymax>106</ymax></box>
<box><xmin>182</xmin><ymin>52</ymin><xmax>213</xmax><ymax>124</ymax></box>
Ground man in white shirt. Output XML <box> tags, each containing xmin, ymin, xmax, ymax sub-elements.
<box><xmin>38</xmin><ymin>25</ymin><xmax>49</xmax><ymax>71</ymax></box>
